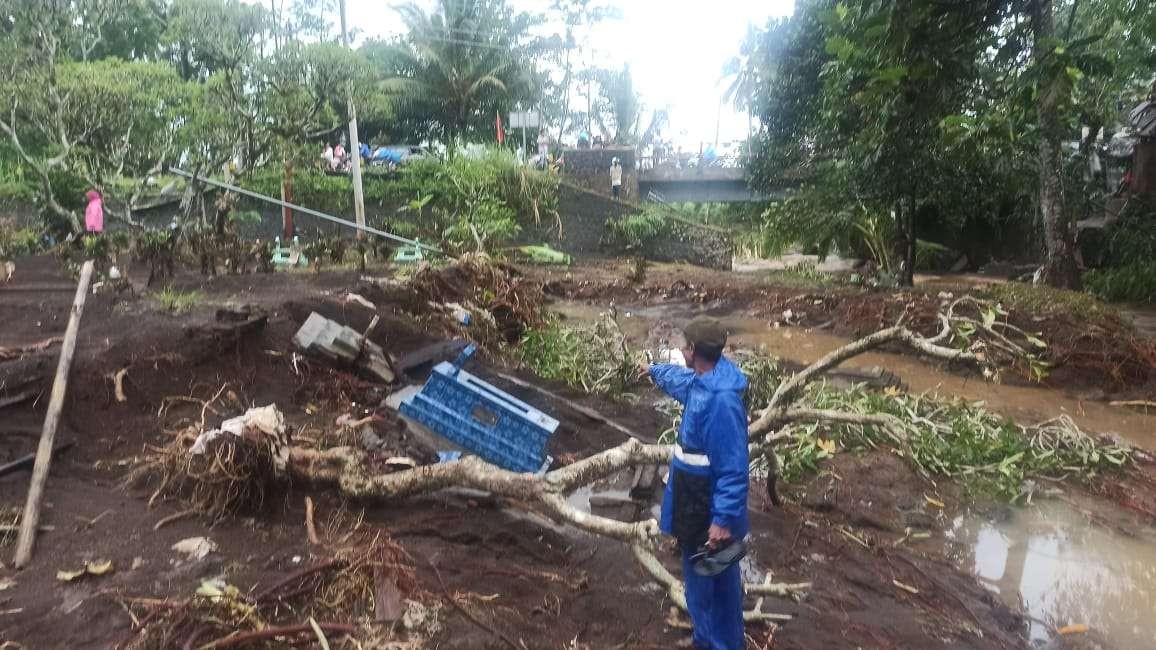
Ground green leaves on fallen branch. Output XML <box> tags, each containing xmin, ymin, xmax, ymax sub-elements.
<box><xmin>789</xmin><ymin>383</ymin><xmax>1131</xmax><ymax>501</ymax></box>
<box><xmin>518</xmin><ymin>310</ymin><xmax>635</xmax><ymax>396</ymax></box>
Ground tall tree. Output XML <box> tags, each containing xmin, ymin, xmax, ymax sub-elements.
<box><xmin>1031</xmin><ymin>0</ymin><xmax>1082</xmax><ymax>289</ymax></box>
<box><xmin>0</xmin><ymin>0</ymin><xmax>191</xmax><ymax>230</ymax></box>
<box><xmin>590</xmin><ymin>65</ymin><xmax>642</xmax><ymax>145</ymax></box>
<box><xmin>546</xmin><ymin>0</ymin><xmax>617</xmax><ymax>143</ymax></box>
<box><xmin>721</xmin><ymin>24</ymin><xmax>763</xmax><ymax>139</ymax></box>
<box><xmin>750</xmin><ymin>0</ymin><xmax>1006</xmax><ymax>286</ymax></box>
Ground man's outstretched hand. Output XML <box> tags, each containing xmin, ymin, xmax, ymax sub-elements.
<box><xmin>635</xmin><ymin>360</ymin><xmax>652</xmax><ymax>381</ymax></box>
<box><xmin>707</xmin><ymin>523</ymin><xmax>731</xmax><ymax>549</ymax></box>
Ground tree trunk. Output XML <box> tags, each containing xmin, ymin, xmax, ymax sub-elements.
<box><xmin>557</xmin><ymin>37</ymin><xmax>573</xmax><ymax>143</ymax></box>
<box><xmin>281</xmin><ymin>159</ymin><xmax>294</xmax><ymax>240</ymax></box>
<box><xmin>900</xmin><ymin>193</ymin><xmax>916</xmax><ymax>287</ymax></box>
<box><xmin>1033</xmin><ymin>0</ymin><xmax>1082</xmax><ymax>289</ymax></box>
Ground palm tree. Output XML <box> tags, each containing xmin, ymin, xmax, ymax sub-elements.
<box><xmin>721</xmin><ymin>24</ymin><xmax>762</xmax><ymax>139</ymax></box>
<box><xmin>591</xmin><ymin>65</ymin><xmax>642</xmax><ymax>144</ymax></box>
<box><xmin>381</xmin><ymin>0</ymin><xmax>540</xmax><ymax>157</ymax></box>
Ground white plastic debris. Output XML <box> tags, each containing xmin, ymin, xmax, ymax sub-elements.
<box><xmin>654</xmin><ymin>347</ymin><xmax>686</xmax><ymax>367</ymax></box>
<box><xmin>343</xmin><ymin>292</ymin><xmax>376</xmax><ymax>310</ymax></box>
<box><xmin>190</xmin><ymin>404</ymin><xmax>290</xmax><ymax>473</ymax></box>
<box><xmin>172</xmin><ymin>536</ymin><xmax>217</xmax><ymax>561</ymax></box>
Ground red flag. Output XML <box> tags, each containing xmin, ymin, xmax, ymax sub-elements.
<box><xmin>496</xmin><ymin>112</ymin><xmax>505</xmax><ymax>145</ymax></box>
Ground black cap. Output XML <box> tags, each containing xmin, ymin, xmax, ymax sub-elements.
<box><xmin>683</xmin><ymin>317</ymin><xmax>727</xmax><ymax>348</ymax></box>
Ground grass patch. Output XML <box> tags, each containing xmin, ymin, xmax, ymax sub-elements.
<box><xmin>985</xmin><ymin>281</ymin><xmax>1118</xmax><ymax>322</ymax></box>
<box><xmin>153</xmin><ymin>288</ymin><xmax>204</xmax><ymax>313</ymax></box>
<box><xmin>764</xmin><ymin>261</ymin><xmax>850</xmax><ymax>289</ymax></box>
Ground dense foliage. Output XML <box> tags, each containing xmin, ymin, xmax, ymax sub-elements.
<box><xmin>745</xmin><ymin>0</ymin><xmax>1156</xmax><ymax>288</ymax></box>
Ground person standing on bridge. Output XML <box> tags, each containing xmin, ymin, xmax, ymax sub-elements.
<box><xmin>639</xmin><ymin>317</ymin><xmax>750</xmax><ymax>650</ymax></box>
<box><xmin>610</xmin><ymin>157</ymin><xmax>623</xmax><ymax>199</ymax></box>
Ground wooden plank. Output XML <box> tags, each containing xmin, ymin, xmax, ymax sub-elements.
<box><xmin>494</xmin><ymin>371</ymin><xmax>643</xmax><ymax>441</ymax></box>
<box><xmin>392</xmin><ymin>339</ymin><xmax>470</xmax><ymax>373</ymax></box>
<box><xmin>12</xmin><ymin>260</ymin><xmax>94</xmax><ymax>568</ymax></box>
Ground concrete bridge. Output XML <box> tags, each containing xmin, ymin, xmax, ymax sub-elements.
<box><xmin>637</xmin><ymin>165</ymin><xmax>774</xmax><ymax>203</ymax></box>
<box><xmin>561</xmin><ymin>147</ymin><xmax>793</xmax><ymax>204</ymax></box>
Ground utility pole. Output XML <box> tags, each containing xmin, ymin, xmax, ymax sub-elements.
<box><xmin>339</xmin><ymin>0</ymin><xmax>366</xmax><ymax>239</ymax></box>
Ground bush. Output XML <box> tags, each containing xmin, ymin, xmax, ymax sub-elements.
<box><xmin>1103</xmin><ymin>198</ymin><xmax>1156</xmax><ymax>266</ymax></box>
<box><xmin>607</xmin><ymin>207</ymin><xmax>669</xmax><ymax>282</ymax></box>
<box><xmin>518</xmin><ymin>312</ymin><xmax>634</xmax><ymax>395</ymax></box>
<box><xmin>0</xmin><ymin>180</ymin><xmax>35</xmax><ymax>202</ymax></box>
<box><xmin>0</xmin><ymin>224</ymin><xmax>47</xmax><ymax>258</ymax></box>
<box><xmin>1084</xmin><ymin>262</ymin><xmax>1156</xmax><ymax>303</ymax></box>
<box><xmin>242</xmin><ymin>150</ymin><xmax>558</xmax><ymax>254</ymax></box>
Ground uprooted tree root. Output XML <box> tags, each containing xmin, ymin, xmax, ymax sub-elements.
<box><xmin>126</xmin><ymin>429</ymin><xmax>281</xmax><ymax>522</ymax></box>
<box><xmin>118</xmin><ymin>526</ymin><xmax>423</xmax><ymax>649</ymax></box>
<box><xmin>409</xmin><ymin>253</ymin><xmax>547</xmax><ymax>342</ymax></box>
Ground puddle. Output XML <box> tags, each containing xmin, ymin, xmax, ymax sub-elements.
<box><xmin>565</xmin><ymin>469</ymin><xmax>655</xmax><ymax>524</ymax></box>
<box><xmin>1119</xmin><ymin>303</ymin><xmax>1156</xmax><ymax>339</ymax></box>
<box><xmin>551</xmin><ymin>301</ymin><xmax>1156</xmax><ymax>451</ymax></box>
<box><xmin>946</xmin><ymin>500</ymin><xmax>1156</xmax><ymax>647</ymax></box>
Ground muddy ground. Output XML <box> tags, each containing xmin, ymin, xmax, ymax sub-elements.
<box><xmin>530</xmin><ymin>260</ymin><xmax>1156</xmax><ymax>401</ymax></box>
<box><xmin>0</xmin><ymin>256</ymin><xmax>1151</xmax><ymax>649</ymax></box>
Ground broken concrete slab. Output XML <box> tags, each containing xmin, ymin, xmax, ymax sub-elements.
<box><xmin>292</xmin><ymin>312</ymin><xmax>395</xmax><ymax>383</ymax></box>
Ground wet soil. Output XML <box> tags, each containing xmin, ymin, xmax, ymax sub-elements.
<box><xmin>0</xmin><ymin>255</ymin><xmax>1099</xmax><ymax>649</ymax></box>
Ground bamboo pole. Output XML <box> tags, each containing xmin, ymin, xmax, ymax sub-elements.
<box><xmin>13</xmin><ymin>260</ymin><xmax>94</xmax><ymax>568</ymax></box>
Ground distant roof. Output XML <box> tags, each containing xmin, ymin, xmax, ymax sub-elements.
<box><xmin>1130</xmin><ymin>100</ymin><xmax>1156</xmax><ymax>137</ymax></box>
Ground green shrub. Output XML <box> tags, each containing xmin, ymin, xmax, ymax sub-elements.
<box><xmin>1084</xmin><ymin>262</ymin><xmax>1156</xmax><ymax>303</ymax></box>
<box><xmin>518</xmin><ymin>312</ymin><xmax>634</xmax><ymax>395</ymax></box>
<box><xmin>0</xmin><ymin>180</ymin><xmax>35</xmax><ymax>202</ymax></box>
<box><xmin>0</xmin><ymin>225</ymin><xmax>47</xmax><ymax>257</ymax></box>
<box><xmin>152</xmin><ymin>288</ymin><xmax>203</xmax><ymax>313</ymax></box>
<box><xmin>914</xmin><ymin>239</ymin><xmax>956</xmax><ymax>271</ymax></box>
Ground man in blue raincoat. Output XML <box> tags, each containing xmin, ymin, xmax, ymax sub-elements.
<box><xmin>640</xmin><ymin>317</ymin><xmax>749</xmax><ymax>650</ymax></box>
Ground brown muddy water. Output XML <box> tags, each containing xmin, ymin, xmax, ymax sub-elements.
<box><xmin>947</xmin><ymin>498</ymin><xmax>1156</xmax><ymax>648</ymax></box>
<box><xmin>552</xmin><ymin>300</ymin><xmax>1156</xmax><ymax>452</ymax></box>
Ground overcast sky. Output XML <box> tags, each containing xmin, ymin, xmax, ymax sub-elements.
<box><xmin>332</xmin><ymin>0</ymin><xmax>797</xmax><ymax>147</ymax></box>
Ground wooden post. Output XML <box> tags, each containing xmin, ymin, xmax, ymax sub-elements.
<box><xmin>13</xmin><ymin>260</ymin><xmax>94</xmax><ymax>568</ymax></box>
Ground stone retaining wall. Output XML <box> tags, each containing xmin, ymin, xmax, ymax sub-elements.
<box><xmin>561</xmin><ymin>147</ymin><xmax>639</xmax><ymax>201</ymax></box>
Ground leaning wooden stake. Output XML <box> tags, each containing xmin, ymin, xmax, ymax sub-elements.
<box><xmin>13</xmin><ymin>260</ymin><xmax>94</xmax><ymax>568</ymax></box>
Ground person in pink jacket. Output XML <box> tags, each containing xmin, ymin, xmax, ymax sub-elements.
<box><xmin>84</xmin><ymin>190</ymin><xmax>104</xmax><ymax>233</ymax></box>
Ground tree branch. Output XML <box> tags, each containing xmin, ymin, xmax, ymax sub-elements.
<box><xmin>764</xmin><ymin>321</ymin><xmax>973</xmax><ymax>413</ymax></box>
<box><xmin>630</xmin><ymin>544</ymin><xmax>795</xmax><ymax>622</ymax></box>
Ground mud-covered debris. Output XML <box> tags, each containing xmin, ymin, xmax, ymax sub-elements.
<box><xmin>343</xmin><ymin>292</ymin><xmax>377</xmax><ymax>310</ymax></box>
<box><xmin>375</xmin><ymin>575</ymin><xmax>404</xmax><ymax>623</ymax></box>
<box><xmin>56</xmin><ymin>559</ymin><xmax>114</xmax><ymax>582</ymax></box>
<box><xmin>191</xmin><ymin>404</ymin><xmax>290</xmax><ymax>475</ymax></box>
<box><xmin>293</xmin><ymin>312</ymin><xmax>395</xmax><ymax>383</ymax></box>
<box><xmin>172</xmin><ymin>536</ymin><xmax>217</xmax><ymax>561</ymax></box>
